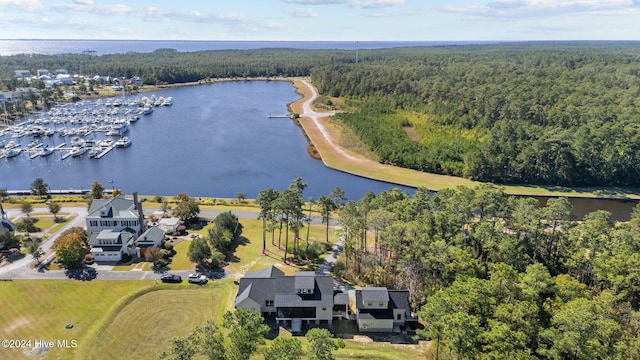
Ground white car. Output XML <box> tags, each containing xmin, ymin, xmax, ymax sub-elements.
<box><xmin>187</xmin><ymin>273</ymin><xmax>208</xmax><ymax>284</ymax></box>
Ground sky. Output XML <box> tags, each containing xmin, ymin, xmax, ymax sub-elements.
<box><xmin>1</xmin><ymin>0</ymin><xmax>639</xmax><ymax>41</ymax></box>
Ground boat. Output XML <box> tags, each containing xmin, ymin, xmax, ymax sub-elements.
<box><xmin>40</xmin><ymin>146</ymin><xmax>54</xmax><ymax>157</ymax></box>
<box><xmin>115</xmin><ymin>136</ymin><xmax>132</xmax><ymax>148</ymax></box>
<box><xmin>71</xmin><ymin>136</ymin><xmax>84</xmax><ymax>146</ymax></box>
<box><xmin>162</xmin><ymin>97</ymin><xmax>173</xmax><ymax>106</ymax></box>
<box><xmin>0</xmin><ymin>140</ymin><xmax>6</xmax><ymax>148</ymax></box>
<box><xmin>108</xmin><ymin>121</ymin><xmax>129</xmax><ymax>136</ymax></box>
<box><xmin>88</xmin><ymin>147</ymin><xmax>101</xmax><ymax>158</ymax></box>
<box><xmin>70</xmin><ymin>145</ymin><xmax>88</xmax><ymax>157</ymax></box>
<box><xmin>141</xmin><ymin>105</ymin><xmax>154</xmax><ymax>115</ymax></box>
<box><xmin>4</xmin><ymin>147</ymin><xmax>21</xmax><ymax>158</ymax></box>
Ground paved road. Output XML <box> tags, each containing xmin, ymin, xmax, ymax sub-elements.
<box><xmin>0</xmin><ymin>205</ymin><xmax>338</xmax><ymax>281</ymax></box>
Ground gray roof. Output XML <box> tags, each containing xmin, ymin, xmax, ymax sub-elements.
<box><xmin>275</xmin><ymin>294</ymin><xmax>333</xmax><ymax>308</ymax></box>
<box><xmin>138</xmin><ymin>226</ymin><xmax>165</xmax><ymax>243</ymax></box>
<box><xmin>87</xmin><ymin>195</ymin><xmax>138</xmax><ymax>219</ymax></box>
<box><xmin>355</xmin><ymin>289</ymin><xmax>410</xmax><ymax>313</ymax></box>
<box><xmin>361</xmin><ymin>287</ymin><xmax>389</xmax><ymax>303</ymax></box>
<box><xmin>294</xmin><ymin>271</ymin><xmax>316</xmax><ymax>289</ymax></box>
<box><xmin>244</xmin><ymin>265</ymin><xmax>284</xmax><ymax>279</ymax></box>
<box><xmin>234</xmin><ymin>283</ymin><xmax>253</xmax><ymax>307</ymax></box>
<box><xmin>91</xmin><ymin>246</ymin><xmax>123</xmax><ymax>252</ymax></box>
<box><xmin>334</xmin><ymin>293</ymin><xmax>349</xmax><ymax>305</ymax></box>
<box><xmin>358</xmin><ymin>310</ymin><xmax>395</xmax><ymax>320</ymax></box>
<box><xmin>236</xmin><ymin>268</ymin><xmax>334</xmax><ymax>309</ymax></box>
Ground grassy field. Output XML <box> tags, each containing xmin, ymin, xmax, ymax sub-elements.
<box><xmin>0</xmin><ymin>209</ymin><xmax>429</xmax><ymax>359</ymax></box>
<box><xmin>85</xmin><ymin>284</ymin><xmax>231</xmax><ymax>360</ymax></box>
<box><xmin>0</xmin><ymin>280</ymin><xmax>149</xmax><ymax>360</ymax></box>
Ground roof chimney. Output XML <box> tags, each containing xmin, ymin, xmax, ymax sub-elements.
<box><xmin>133</xmin><ymin>192</ymin><xmax>146</xmax><ymax>234</ymax></box>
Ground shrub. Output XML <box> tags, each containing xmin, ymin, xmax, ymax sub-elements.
<box><xmin>16</xmin><ymin>218</ymin><xmax>39</xmax><ymax>233</ymax></box>
<box><xmin>84</xmin><ymin>254</ymin><xmax>94</xmax><ymax>265</ymax></box>
<box><xmin>163</xmin><ymin>242</ymin><xmax>174</xmax><ymax>252</ymax></box>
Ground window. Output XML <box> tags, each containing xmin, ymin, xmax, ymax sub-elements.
<box><xmin>322</xmin><ymin>307</ymin><xmax>326</xmax><ymax>311</ymax></box>
<box><xmin>265</xmin><ymin>300</ymin><xmax>274</xmax><ymax>307</ymax></box>
<box><xmin>367</xmin><ymin>302</ymin><xmax>372</xmax><ymax>307</ymax></box>
<box><xmin>397</xmin><ymin>313</ymin><xmax>402</xmax><ymax>320</ymax></box>
<box><xmin>379</xmin><ymin>302</ymin><xmax>383</xmax><ymax>306</ymax></box>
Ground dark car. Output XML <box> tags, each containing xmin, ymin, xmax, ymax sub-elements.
<box><xmin>160</xmin><ymin>273</ymin><xmax>182</xmax><ymax>283</ymax></box>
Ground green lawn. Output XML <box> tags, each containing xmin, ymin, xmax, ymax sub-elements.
<box><xmin>169</xmin><ymin>239</ymin><xmax>195</xmax><ymax>271</ymax></box>
<box><xmin>0</xmin><ymin>215</ymin><xmax>428</xmax><ymax>360</ymax></box>
<box><xmin>0</xmin><ymin>280</ymin><xmax>149</xmax><ymax>360</ymax></box>
<box><xmin>85</xmin><ymin>285</ymin><xmax>227</xmax><ymax>360</ymax></box>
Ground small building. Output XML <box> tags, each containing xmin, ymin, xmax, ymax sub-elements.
<box><xmin>157</xmin><ymin>217</ymin><xmax>180</xmax><ymax>234</ymax></box>
<box><xmin>349</xmin><ymin>287</ymin><xmax>414</xmax><ymax>333</ymax></box>
<box><xmin>136</xmin><ymin>226</ymin><xmax>166</xmax><ymax>257</ymax></box>
<box><xmin>14</xmin><ymin>70</ymin><xmax>31</xmax><ymax>78</ymax></box>
<box><xmin>55</xmin><ymin>69</ymin><xmax>68</xmax><ymax>75</ymax></box>
<box><xmin>56</xmin><ymin>74</ymin><xmax>75</xmax><ymax>85</ymax></box>
<box><xmin>36</xmin><ymin>69</ymin><xmax>50</xmax><ymax>77</ymax></box>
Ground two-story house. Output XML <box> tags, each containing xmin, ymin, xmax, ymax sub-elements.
<box><xmin>349</xmin><ymin>287</ymin><xmax>415</xmax><ymax>333</ymax></box>
<box><xmin>235</xmin><ymin>266</ymin><xmax>414</xmax><ymax>334</ymax></box>
<box><xmin>235</xmin><ymin>266</ymin><xmax>340</xmax><ymax>330</ymax></box>
<box><xmin>86</xmin><ymin>193</ymin><xmax>160</xmax><ymax>262</ymax></box>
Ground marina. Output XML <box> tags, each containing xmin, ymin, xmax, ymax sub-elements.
<box><xmin>0</xmin><ymin>94</ymin><xmax>172</xmax><ymax>160</ymax></box>
<box><xmin>0</xmin><ymin>81</ymin><xmax>416</xmax><ymax>200</ymax></box>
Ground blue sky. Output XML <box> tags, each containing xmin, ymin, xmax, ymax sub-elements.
<box><xmin>1</xmin><ymin>0</ymin><xmax>639</xmax><ymax>41</ymax></box>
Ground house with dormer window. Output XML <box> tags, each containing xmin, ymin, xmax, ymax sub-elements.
<box><xmin>349</xmin><ymin>287</ymin><xmax>415</xmax><ymax>333</ymax></box>
<box><xmin>86</xmin><ymin>193</ymin><xmax>163</xmax><ymax>262</ymax></box>
<box><xmin>234</xmin><ymin>266</ymin><xmax>414</xmax><ymax>333</ymax></box>
<box><xmin>235</xmin><ymin>266</ymin><xmax>343</xmax><ymax>329</ymax></box>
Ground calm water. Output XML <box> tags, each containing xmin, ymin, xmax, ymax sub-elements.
<box><xmin>0</xmin><ymin>39</ymin><xmax>495</xmax><ymax>56</ymax></box>
<box><xmin>0</xmin><ymin>81</ymin><xmax>413</xmax><ymax>199</ymax></box>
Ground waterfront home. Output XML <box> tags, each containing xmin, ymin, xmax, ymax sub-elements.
<box><xmin>157</xmin><ymin>217</ymin><xmax>180</xmax><ymax>234</ymax></box>
<box><xmin>86</xmin><ymin>193</ymin><xmax>150</xmax><ymax>262</ymax></box>
<box><xmin>36</xmin><ymin>69</ymin><xmax>50</xmax><ymax>77</ymax></box>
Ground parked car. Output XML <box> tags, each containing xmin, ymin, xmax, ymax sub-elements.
<box><xmin>161</xmin><ymin>273</ymin><xmax>182</xmax><ymax>283</ymax></box>
<box><xmin>187</xmin><ymin>273</ymin><xmax>208</xmax><ymax>284</ymax></box>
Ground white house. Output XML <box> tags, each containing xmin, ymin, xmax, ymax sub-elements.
<box><xmin>14</xmin><ymin>70</ymin><xmax>31</xmax><ymax>78</ymax></box>
<box><xmin>86</xmin><ymin>193</ymin><xmax>148</xmax><ymax>262</ymax></box>
<box><xmin>157</xmin><ymin>217</ymin><xmax>180</xmax><ymax>234</ymax></box>
<box><xmin>89</xmin><ymin>229</ymin><xmax>136</xmax><ymax>262</ymax></box>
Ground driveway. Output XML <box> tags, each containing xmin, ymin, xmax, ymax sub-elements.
<box><xmin>0</xmin><ymin>205</ymin><xmax>333</xmax><ymax>281</ymax></box>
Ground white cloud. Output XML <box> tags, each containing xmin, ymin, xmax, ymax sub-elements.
<box><xmin>350</xmin><ymin>0</ymin><xmax>405</xmax><ymax>9</ymax></box>
<box><xmin>287</xmin><ymin>8</ymin><xmax>319</xmax><ymax>17</ymax></box>
<box><xmin>284</xmin><ymin>0</ymin><xmax>404</xmax><ymax>7</ymax></box>
<box><xmin>284</xmin><ymin>0</ymin><xmax>348</xmax><ymax>4</ymax></box>
<box><xmin>74</xmin><ymin>0</ymin><xmax>93</xmax><ymax>5</ymax></box>
<box><xmin>447</xmin><ymin>0</ymin><xmax>640</xmax><ymax>18</ymax></box>
<box><xmin>0</xmin><ymin>0</ymin><xmax>43</xmax><ymax>12</ymax></box>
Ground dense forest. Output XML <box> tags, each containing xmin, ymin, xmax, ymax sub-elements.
<box><xmin>334</xmin><ymin>185</ymin><xmax>640</xmax><ymax>359</ymax></box>
<box><xmin>2</xmin><ymin>42</ymin><xmax>640</xmax><ymax>187</ymax></box>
